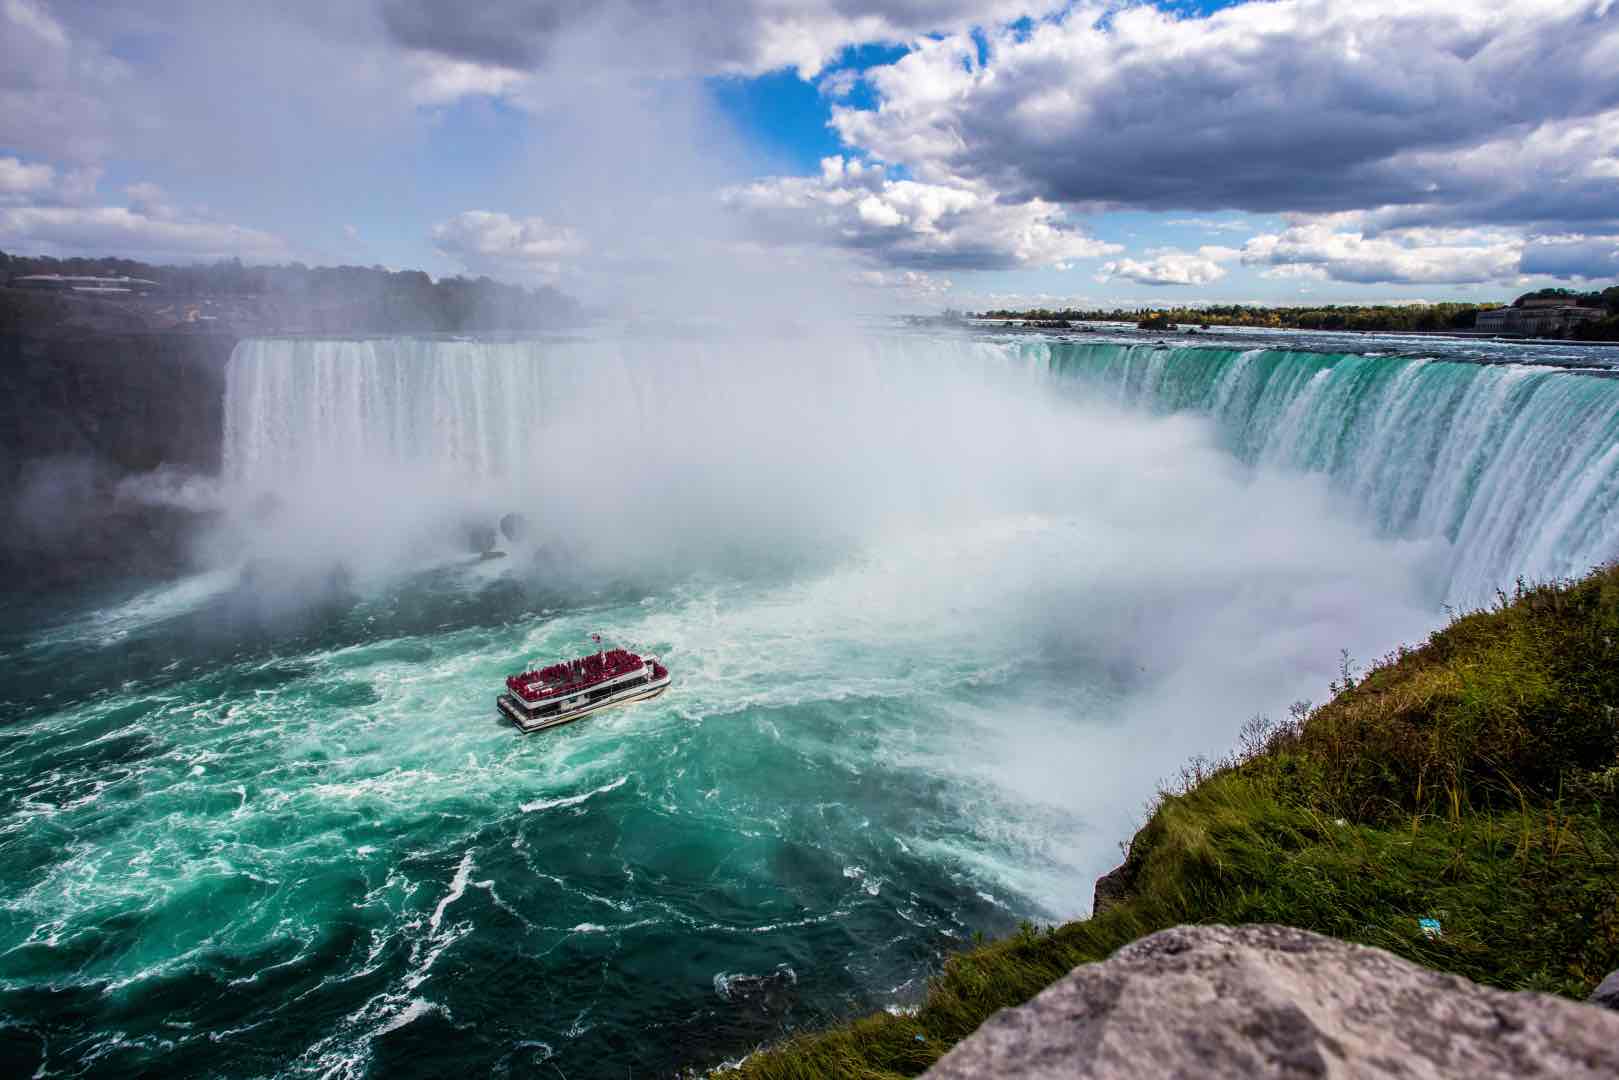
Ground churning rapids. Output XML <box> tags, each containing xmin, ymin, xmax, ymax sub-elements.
<box><xmin>4</xmin><ymin>327</ymin><xmax>1619</xmax><ymax>1077</ymax></box>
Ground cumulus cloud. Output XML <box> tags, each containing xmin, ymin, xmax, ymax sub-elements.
<box><xmin>431</xmin><ymin>210</ymin><xmax>586</xmax><ymax>277</ymax></box>
<box><xmin>830</xmin><ymin>0</ymin><xmax>1619</xmax><ymax>232</ymax></box>
<box><xmin>724</xmin><ymin>155</ymin><xmax>1120</xmax><ymax>271</ymax></box>
<box><xmin>1240</xmin><ymin>222</ymin><xmax>1522</xmax><ymax>285</ymax></box>
<box><xmin>1097</xmin><ymin>246</ymin><xmax>1240</xmax><ymax>287</ymax></box>
<box><xmin>854</xmin><ymin>268</ymin><xmax>954</xmax><ymax>297</ymax></box>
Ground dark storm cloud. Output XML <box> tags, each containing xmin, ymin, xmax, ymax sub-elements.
<box><xmin>1519</xmin><ymin>238</ymin><xmax>1619</xmax><ymax>280</ymax></box>
<box><xmin>379</xmin><ymin>0</ymin><xmax>577</xmax><ymax>69</ymax></box>
<box><xmin>372</xmin><ymin>0</ymin><xmax>1053</xmax><ymax>76</ymax></box>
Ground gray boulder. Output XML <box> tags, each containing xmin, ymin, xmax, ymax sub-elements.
<box><xmin>923</xmin><ymin>925</ymin><xmax>1619</xmax><ymax>1079</ymax></box>
<box><xmin>1592</xmin><ymin>970</ymin><xmax>1619</xmax><ymax>1011</ymax></box>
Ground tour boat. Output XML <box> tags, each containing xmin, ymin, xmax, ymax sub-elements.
<box><xmin>498</xmin><ymin>646</ymin><xmax>670</xmax><ymax>733</ymax></box>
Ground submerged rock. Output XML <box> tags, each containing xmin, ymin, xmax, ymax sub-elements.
<box><xmin>923</xmin><ymin>925</ymin><xmax>1619</xmax><ymax>1079</ymax></box>
<box><xmin>499</xmin><ymin>511</ymin><xmax>530</xmax><ymax>543</ymax></box>
<box><xmin>714</xmin><ymin>965</ymin><xmax>798</xmax><ymax>1015</ymax></box>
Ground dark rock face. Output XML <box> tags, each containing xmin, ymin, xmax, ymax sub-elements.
<box><xmin>923</xmin><ymin>925</ymin><xmax>1619</xmax><ymax>1079</ymax></box>
<box><xmin>0</xmin><ymin>332</ymin><xmax>237</xmax><ymax>595</ymax></box>
<box><xmin>1592</xmin><ymin>970</ymin><xmax>1619</xmax><ymax>1011</ymax></box>
<box><xmin>1090</xmin><ymin>863</ymin><xmax>1133</xmax><ymax>917</ymax></box>
<box><xmin>1091</xmin><ymin>834</ymin><xmax>1144</xmax><ymax>917</ymax></box>
<box><xmin>0</xmin><ymin>332</ymin><xmax>236</xmax><ymax>483</ymax></box>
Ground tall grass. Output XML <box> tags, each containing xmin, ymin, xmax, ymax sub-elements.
<box><xmin>719</xmin><ymin>568</ymin><xmax>1619</xmax><ymax>1079</ymax></box>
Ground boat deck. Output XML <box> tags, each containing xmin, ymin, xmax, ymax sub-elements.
<box><xmin>498</xmin><ymin>668</ymin><xmax>670</xmax><ymax>733</ymax></box>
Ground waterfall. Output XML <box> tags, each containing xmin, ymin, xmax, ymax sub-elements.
<box><xmin>222</xmin><ymin>335</ymin><xmax>1619</xmax><ymax>607</ymax></box>
<box><xmin>1023</xmin><ymin>340</ymin><xmax>1619</xmax><ymax>603</ymax></box>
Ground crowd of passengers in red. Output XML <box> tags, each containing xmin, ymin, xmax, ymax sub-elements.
<box><xmin>507</xmin><ymin>649</ymin><xmax>643</xmax><ymax>701</ymax></box>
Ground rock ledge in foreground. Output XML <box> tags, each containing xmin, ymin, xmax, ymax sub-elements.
<box><xmin>923</xmin><ymin>924</ymin><xmax>1619</xmax><ymax>1079</ymax></box>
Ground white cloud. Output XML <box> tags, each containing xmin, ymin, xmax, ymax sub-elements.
<box><xmin>855</xmin><ymin>268</ymin><xmax>954</xmax><ymax>297</ymax></box>
<box><xmin>431</xmin><ymin>210</ymin><xmax>585</xmax><ymax>277</ymax></box>
<box><xmin>1240</xmin><ymin>222</ymin><xmax>1522</xmax><ymax>284</ymax></box>
<box><xmin>0</xmin><ymin>205</ymin><xmax>288</xmax><ymax>261</ymax></box>
<box><xmin>1097</xmin><ymin>246</ymin><xmax>1240</xmax><ymax>286</ymax></box>
<box><xmin>725</xmin><ymin>155</ymin><xmax>1121</xmax><ymax>271</ymax></box>
<box><xmin>0</xmin><ymin>156</ymin><xmax>54</xmax><ymax>201</ymax></box>
<box><xmin>123</xmin><ymin>181</ymin><xmax>176</xmax><ymax>220</ymax></box>
<box><xmin>404</xmin><ymin>51</ymin><xmax>528</xmax><ymax>106</ymax></box>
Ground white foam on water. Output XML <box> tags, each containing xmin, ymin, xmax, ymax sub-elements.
<box><xmin>519</xmin><ymin>774</ymin><xmax>629</xmax><ymax>814</ymax></box>
<box><xmin>427</xmin><ymin>852</ymin><xmax>473</xmax><ymax>935</ymax></box>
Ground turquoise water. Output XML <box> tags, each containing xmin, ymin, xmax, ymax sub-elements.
<box><xmin>3</xmin><ymin>330</ymin><xmax>1618</xmax><ymax>1077</ymax></box>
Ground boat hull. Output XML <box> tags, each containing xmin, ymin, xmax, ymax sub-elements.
<box><xmin>497</xmin><ymin>672</ymin><xmax>670</xmax><ymax>734</ymax></box>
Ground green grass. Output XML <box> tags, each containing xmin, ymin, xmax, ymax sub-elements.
<box><xmin>721</xmin><ymin>570</ymin><xmax>1619</xmax><ymax>1079</ymax></box>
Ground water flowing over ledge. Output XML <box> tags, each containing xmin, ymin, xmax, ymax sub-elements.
<box><xmin>225</xmin><ymin>335</ymin><xmax>1619</xmax><ymax>609</ymax></box>
<box><xmin>1023</xmin><ymin>341</ymin><xmax>1619</xmax><ymax>604</ymax></box>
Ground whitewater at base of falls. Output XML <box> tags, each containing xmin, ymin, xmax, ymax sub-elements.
<box><xmin>3</xmin><ymin>327</ymin><xmax>1618</xmax><ymax>1078</ymax></box>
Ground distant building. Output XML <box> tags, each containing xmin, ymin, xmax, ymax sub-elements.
<box><xmin>1475</xmin><ymin>304</ymin><xmax>1602</xmax><ymax>338</ymax></box>
<box><xmin>11</xmin><ymin>273</ymin><xmax>161</xmax><ymax>294</ymax></box>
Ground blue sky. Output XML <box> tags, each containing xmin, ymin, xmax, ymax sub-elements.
<box><xmin>2</xmin><ymin>1</ymin><xmax>1616</xmax><ymax>311</ymax></box>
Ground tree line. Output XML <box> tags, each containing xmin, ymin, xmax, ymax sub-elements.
<box><xmin>0</xmin><ymin>251</ymin><xmax>582</xmax><ymax>332</ymax></box>
<box><xmin>980</xmin><ymin>285</ymin><xmax>1619</xmax><ymax>340</ymax></box>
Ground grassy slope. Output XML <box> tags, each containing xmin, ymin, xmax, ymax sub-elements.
<box><xmin>724</xmin><ymin>569</ymin><xmax>1619</xmax><ymax>1079</ymax></box>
